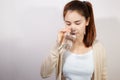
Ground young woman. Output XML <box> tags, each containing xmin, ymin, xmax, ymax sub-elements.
<box><xmin>40</xmin><ymin>0</ymin><xmax>107</xmax><ymax>80</ymax></box>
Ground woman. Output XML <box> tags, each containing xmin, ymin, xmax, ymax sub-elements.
<box><xmin>40</xmin><ymin>0</ymin><xmax>107</xmax><ymax>80</ymax></box>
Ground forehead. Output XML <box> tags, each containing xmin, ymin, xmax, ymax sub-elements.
<box><xmin>64</xmin><ymin>10</ymin><xmax>85</xmax><ymax>22</ymax></box>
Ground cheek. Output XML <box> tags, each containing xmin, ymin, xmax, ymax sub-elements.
<box><xmin>77</xmin><ymin>25</ymin><xmax>86</xmax><ymax>33</ymax></box>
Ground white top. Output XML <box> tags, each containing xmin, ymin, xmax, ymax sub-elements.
<box><xmin>62</xmin><ymin>49</ymin><xmax>94</xmax><ymax>80</ymax></box>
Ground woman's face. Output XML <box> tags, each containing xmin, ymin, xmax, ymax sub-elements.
<box><xmin>64</xmin><ymin>10</ymin><xmax>89</xmax><ymax>38</ymax></box>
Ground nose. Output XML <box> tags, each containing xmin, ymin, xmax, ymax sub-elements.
<box><xmin>70</xmin><ymin>25</ymin><xmax>76</xmax><ymax>30</ymax></box>
<box><xmin>70</xmin><ymin>28</ymin><xmax>76</xmax><ymax>35</ymax></box>
<box><xmin>71</xmin><ymin>28</ymin><xmax>76</xmax><ymax>32</ymax></box>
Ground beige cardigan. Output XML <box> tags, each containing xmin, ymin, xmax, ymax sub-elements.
<box><xmin>40</xmin><ymin>40</ymin><xmax>108</xmax><ymax>80</ymax></box>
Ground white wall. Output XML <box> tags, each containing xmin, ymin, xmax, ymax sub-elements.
<box><xmin>0</xmin><ymin>0</ymin><xmax>120</xmax><ymax>80</ymax></box>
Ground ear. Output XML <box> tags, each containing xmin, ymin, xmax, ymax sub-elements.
<box><xmin>86</xmin><ymin>17</ymin><xmax>90</xmax><ymax>26</ymax></box>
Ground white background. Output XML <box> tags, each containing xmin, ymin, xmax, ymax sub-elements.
<box><xmin>0</xmin><ymin>0</ymin><xmax>120</xmax><ymax>80</ymax></box>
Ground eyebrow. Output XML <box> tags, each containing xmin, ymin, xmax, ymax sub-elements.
<box><xmin>65</xmin><ymin>20</ymin><xmax>81</xmax><ymax>23</ymax></box>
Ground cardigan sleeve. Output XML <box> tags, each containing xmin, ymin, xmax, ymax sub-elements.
<box><xmin>40</xmin><ymin>42</ymin><xmax>60</xmax><ymax>78</ymax></box>
<box><xmin>93</xmin><ymin>40</ymin><xmax>108</xmax><ymax>80</ymax></box>
<box><xmin>101</xmin><ymin>43</ymin><xmax>108</xmax><ymax>80</ymax></box>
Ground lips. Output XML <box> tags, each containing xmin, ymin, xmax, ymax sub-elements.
<box><xmin>70</xmin><ymin>31</ymin><xmax>76</xmax><ymax>35</ymax></box>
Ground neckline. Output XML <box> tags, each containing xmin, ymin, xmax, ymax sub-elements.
<box><xmin>67</xmin><ymin>49</ymin><xmax>93</xmax><ymax>56</ymax></box>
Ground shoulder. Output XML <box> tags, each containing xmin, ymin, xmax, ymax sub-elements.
<box><xmin>93</xmin><ymin>39</ymin><xmax>106</xmax><ymax>53</ymax></box>
<box><xmin>93</xmin><ymin>40</ymin><xmax>105</xmax><ymax>49</ymax></box>
<box><xmin>93</xmin><ymin>40</ymin><xmax>107</xmax><ymax>64</ymax></box>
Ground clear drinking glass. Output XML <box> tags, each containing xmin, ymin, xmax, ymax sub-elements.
<box><xmin>58</xmin><ymin>29</ymin><xmax>77</xmax><ymax>53</ymax></box>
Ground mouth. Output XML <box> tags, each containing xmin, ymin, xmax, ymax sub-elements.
<box><xmin>70</xmin><ymin>32</ymin><xmax>76</xmax><ymax>35</ymax></box>
<box><xmin>70</xmin><ymin>30</ymin><xmax>77</xmax><ymax>35</ymax></box>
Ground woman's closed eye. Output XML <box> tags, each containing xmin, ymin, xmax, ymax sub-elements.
<box><xmin>66</xmin><ymin>23</ymin><xmax>71</xmax><ymax>26</ymax></box>
<box><xmin>65</xmin><ymin>22</ymin><xmax>71</xmax><ymax>26</ymax></box>
<box><xmin>75</xmin><ymin>22</ymin><xmax>81</xmax><ymax>25</ymax></box>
